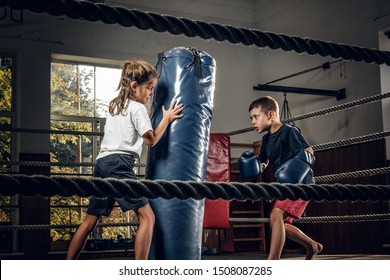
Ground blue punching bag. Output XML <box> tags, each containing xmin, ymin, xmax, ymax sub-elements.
<box><xmin>146</xmin><ymin>47</ymin><xmax>216</xmax><ymax>259</ymax></box>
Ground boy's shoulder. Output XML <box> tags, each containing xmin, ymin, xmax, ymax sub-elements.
<box><xmin>283</xmin><ymin>124</ymin><xmax>301</xmax><ymax>133</ymax></box>
<box><xmin>282</xmin><ymin>124</ymin><xmax>293</xmax><ymax>129</ymax></box>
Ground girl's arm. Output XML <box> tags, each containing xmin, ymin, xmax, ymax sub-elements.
<box><xmin>142</xmin><ymin>99</ymin><xmax>184</xmax><ymax>147</ymax></box>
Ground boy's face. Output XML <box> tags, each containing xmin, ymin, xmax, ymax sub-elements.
<box><xmin>249</xmin><ymin>107</ymin><xmax>273</xmax><ymax>133</ymax></box>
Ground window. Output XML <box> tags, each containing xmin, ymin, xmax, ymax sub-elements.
<box><xmin>50</xmin><ymin>61</ymin><xmax>120</xmax><ymax>177</ymax></box>
<box><xmin>0</xmin><ymin>56</ymin><xmax>13</xmax><ymax>173</ymax></box>
<box><xmin>51</xmin><ymin>62</ymin><xmax>120</xmax><ymax>118</ymax></box>
<box><xmin>50</xmin><ymin>61</ymin><xmax>136</xmax><ymax>245</ymax></box>
<box><xmin>0</xmin><ymin>55</ymin><xmax>15</xmax><ymax>253</ymax></box>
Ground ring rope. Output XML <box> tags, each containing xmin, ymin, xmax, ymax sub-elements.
<box><xmin>227</xmin><ymin>161</ymin><xmax>389</xmax><ymax>182</ymax></box>
<box><xmin>0</xmin><ymin>174</ymin><xmax>389</xmax><ymax>201</ymax></box>
<box><xmin>2</xmin><ymin>93</ymin><xmax>388</xmax><ymax>146</ymax></box>
<box><xmin>0</xmin><ymin>160</ymin><xmax>146</xmax><ymax>168</ymax></box>
<box><xmin>312</xmin><ymin>131</ymin><xmax>390</xmax><ymax>151</ymax></box>
<box><xmin>1</xmin><ymin>128</ymin><xmax>388</xmax><ymax>181</ymax></box>
<box><xmin>1</xmin><ymin>213</ymin><xmax>389</xmax><ymax>231</ymax></box>
<box><xmin>230</xmin><ymin>213</ymin><xmax>390</xmax><ymax>224</ymax></box>
<box><xmin>314</xmin><ymin>167</ymin><xmax>390</xmax><ymax>183</ymax></box>
<box><xmin>0</xmin><ymin>222</ymin><xmax>139</xmax><ymax>231</ymax></box>
<box><xmin>229</xmin><ymin>130</ymin><xmax>390</xmax><ymax>163</ymax></box>
<box><xmin>2</xmin><ymin>0</ymin><xmax>390</xmax><ymax>66</ymax></box>
<box><xmin>0</xmin><ymin>162</ymin><xmax>387</xmax><ymax>184</ymax></box>
<box><xmin>1</xmin><ymin>128</ymin><xmax>387</xmax><ymax>151</ymax></box>
<box><xmin>1</xmin><ymin>128</ymin><xmax>387</xmax><ymax>169</ymax></box>
<box><xmin>0</xmin><ymin>126</ymin><xmax>104</xmax><ymax>137</ymax></box>
<box><xmin>227</xmin><ymin>92</ymin><xmax>390</xmax><ymax>135</ymax></box>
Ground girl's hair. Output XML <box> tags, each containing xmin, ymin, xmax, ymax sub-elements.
<box><xmin>109</xmin><ymin>60</ymin><xmax>157</xmax><ymax>116</ymax></box>
<box><xmin>249</xmin><ymin>96</ymin><xmax>279</xmax><ymax>116</ymax></box>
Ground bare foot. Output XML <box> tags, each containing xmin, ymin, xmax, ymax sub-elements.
<box><xmin>306</xmin><ymin>243</ymin><xmax>323</xmax><ymax>260</ymax></box>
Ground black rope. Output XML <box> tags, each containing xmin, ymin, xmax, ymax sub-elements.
<box><xmin>0</xmin><ymin>160</ymin><xmax>146</xmax><ymax>168</ymax></box>
<box><xmin>0</xmin><ymin>126</ymin><xmax>104</xmax><ymax>137</ymax></box>
<box><xmin>1</xmin><ymin>213</ymin><xmax>390</xmax><ymax>231</ymax></box>
<box><xmin>0</xmin><ymin>222</ymin><xmax>139</xmax><ymax>231</ymax></box>
<box><xmin>1</xmin><ymin>0</ymin><xmax>390</xmax><ymax>65</ymax></box>
<box><xmin>280</xmin><ymin>92</ymin><xmax>295</xmax><ymax>126</ymax></box>
<box><xmin>315</xmin><ymin>167</ymin><xmax>390</xmax><ymax>183</ymax></box>
<box><xmin>283</xmin><ymin>92</ymin><xmax>390</xmax><ymax>123</ymax></box>
<box><xmin>227</xmin><ymin>92</ymin><xmax>390</xmax><ymax>135</ymax></box>
<box><xmin>0</xmin><ymin>174</ymin><xmax>389</xmax><ymax>202</ymax></box>
<box><xmin>230</xmin><ymin>213</ymin><xmax>390</xmax><ymax>224</ymax></box>
<box><xmin>312</xmin><ymin>131</ymin><xmax>390</xmax><ymax>151</ymax></box>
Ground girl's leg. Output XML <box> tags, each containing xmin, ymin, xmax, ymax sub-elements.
<box><xmin>134</xmin><ymin>204</ymin><xmax>155</xmax><ymax>260</ymax></box>
<box><xmin>284</xmin><ymin>223</ymin><xmax>323</xmax><ymax>260</ymax></box>
<box><xmin>267</xmin><ymin>207</ymin><xmax>286</xmax><ymax>260</ymax></box>
<box><xmin>66</xmin><ymin>214</ymin><xmax>99</xmax><ymax>260</ymax></box>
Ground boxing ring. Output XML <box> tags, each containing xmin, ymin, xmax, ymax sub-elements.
<box><xmin>0</xmin><ymin>0</ymin><xmax>390</xmax><ymax>260</ymax></box>
<box><xmin>1</xmin><ymin>90</ymin><xmax>389</xmax><ymax>259</ymax></box>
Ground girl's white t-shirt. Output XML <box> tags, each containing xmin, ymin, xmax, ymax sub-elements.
<box><xmin>97</xmin><ymin>100</ymin><xmax>152</xmax><ymax>160</ymax></box>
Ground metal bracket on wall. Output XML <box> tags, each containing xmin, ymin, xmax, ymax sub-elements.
<box><xmin>0</xmin><ymin>7</ymin><xmax>23</xmax><ymax>22</ymax></box>
<box><xmin>253</xmin><ymin>84</ymin><xmax>346</xmax><ymax>100</ymax></box>
<box><xmin>253</xmin><ymin>59</ymin><xmax>347</xmax><ymax>100</ymax></box>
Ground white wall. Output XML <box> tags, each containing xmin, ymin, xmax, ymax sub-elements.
<box><xmin>0</xmin><ymin>0</ymin><xmax>389</xmax><ymax>158</ymax></box>
<box><xmin>247</xmin><ymin>0</ymin><xmax>385</xmax><ymax>148</ymax></box>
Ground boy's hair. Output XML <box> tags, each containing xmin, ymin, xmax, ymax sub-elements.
<box><xmin>109</xmin><ymin>60</ymin><xmax>157</xmax><ymax>116</ymax></box>
<box><xmin>249</xmin><ymin>96</ymin><xmax>279</xmax><ymax>116</ymax></box>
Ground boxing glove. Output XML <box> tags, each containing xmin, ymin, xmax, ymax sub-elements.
<box><xmin>275</xmin><ymin>150</ymin><xmax>315</xmax><ymax>183</ymax></box>
<box><xmin>238</xmin><ymin>151</ymin><xmax>264</xmax><ymax>179</ymax></box>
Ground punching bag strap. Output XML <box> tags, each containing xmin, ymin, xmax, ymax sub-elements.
<box><xmin>156</xmin><ymin>52</ymin><xmax>164</xmax><ymax>78</ymax></box>
<box><xmin>189</xmin><ymin>47</ymin><xmax>202</xmax><ymax>78</ymax></box>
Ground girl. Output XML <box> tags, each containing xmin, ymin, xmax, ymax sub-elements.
<box><xmin>66</xmin><ymin>60</ymin><xmax>184</xmax><ymax>260</ymax></box>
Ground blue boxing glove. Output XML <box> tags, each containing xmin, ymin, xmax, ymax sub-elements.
<box><xmin>238</xmin><ymin>151</ymin><xmax>264</xmax><ymax>180</ymax></box>
<box><xmin>275</xmin><ymin>150</ymin><xmax>315</xmax><ymax>184</ymax></box>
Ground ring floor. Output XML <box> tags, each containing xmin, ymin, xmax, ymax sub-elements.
<box><xmin>2</xmin><ymin>251</ymin><xmax>389</xmax><ymax>260</ymax></box>
<box><xmin>201</xmin><ymin>252</ymin><xmax>390</xmax><ymax>260</ymax></box>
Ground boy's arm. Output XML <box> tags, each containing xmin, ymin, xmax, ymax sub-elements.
<box><xmin>276</xmin><ymin>149</ymin><xmax>315</xmax><ymax>183</ymax></box>
<box><xmin>261</xmin><ymin>160</ymin><xmax>269</xmax><ymax>170</ymax></box>
<box><xmin>304</xmin><ymin>147</ymin><xmax>314</xmax><ymax>155</ymax></box>
<box><xmin>238</xmin><ymin>152</ymin><xmax>268</xmax><ymax>180</ymax></box>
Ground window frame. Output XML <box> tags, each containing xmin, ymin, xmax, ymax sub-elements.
<box><xmin>0</xmin><ymin>52</ymin><xmax>20</xmax><ymax>253</ymax></box>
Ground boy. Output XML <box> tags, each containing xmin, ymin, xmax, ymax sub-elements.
<box><xmin>239</xmin><ymin>96</ymin><xmax>323</xmax><ymax>260</ymax></box>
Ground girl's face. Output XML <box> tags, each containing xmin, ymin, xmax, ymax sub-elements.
<box><xmin>249</xmin><ymin>107</ymin><xmax>273</xmax><ymax>133</ymax></box>
<box><xmin>131</xmin><ymin>77</ymin><xmax>157</xmax><ymax>104</ymax></box>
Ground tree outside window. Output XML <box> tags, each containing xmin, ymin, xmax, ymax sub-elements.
<box><xmin>0</xmin><ymin>56</ymin><xmax>13</xmax><ymax>232</ymax></box>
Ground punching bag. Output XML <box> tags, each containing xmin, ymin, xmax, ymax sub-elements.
<box><xmin>146</xmin><ymin>47</ymin><xmax>216</xmax><ymax>259</ymax></box>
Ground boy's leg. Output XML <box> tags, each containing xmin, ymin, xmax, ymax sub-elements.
<box><xmin>66</xmin><ymin>214</ymin><xmax>100</xmax><ymax>260</ymax></box>
<box><xmin>284</xmin><ymin>223</ymin><xmax>323</xmax><ymax>260</ymax></box>
<box><xmin>134</xmin><ymin>204</ymin><xmax>155</xmax><ymax>260</ymax></box>
<box><xmin>268</xmin><ymin>207</ymin><xmax>287</xmax><ymax>260</ymax></box>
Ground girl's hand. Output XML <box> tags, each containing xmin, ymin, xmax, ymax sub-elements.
<box><xmin>143</xmin><ymin>99</ymin><xmax>184</xmax><ymax>147</ymax></box>
<box><xmin>162</xmin><ymin>99</ymin><xmax>184</xmax><ymax>123</ymax></box>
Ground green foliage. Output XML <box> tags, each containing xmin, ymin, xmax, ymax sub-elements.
<box><xmin>0</xmin><ymin>57</ymin><xmax>12</xmax><ymax>222</ymax></box>
<box><xmin>0</xmin><ymin>65</ymin><xmax>12</xmax><ymax>111</ymax></box>
<box><xmin>0</xmin><ymin>118</ymin><xmax>11</xmax><ymax>173</ymax></box>
<box><xmin>0</xmin><ymin>60</ymin><xmax>12</xmax><ymax>168</ymax></box>
<box><xmin>51</xmin><ymin>63</ymin><xmax>94</xmax><ymax>117</ymax></box>
<box><xmin>0</xmin><ymin>195</ymin><xmax>11</xmax><ymax>223</ymax></box>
